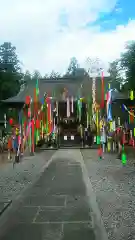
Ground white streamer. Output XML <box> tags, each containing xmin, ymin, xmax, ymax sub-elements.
<box><xmin>67</xmin><ymin>98</ymin><xmax>70</xmax><ymax>117</ymax></box>
<box><xmin>71</xmin><ymin>97</ymin><xmax>74</xmax><ymax>113</ymax></box>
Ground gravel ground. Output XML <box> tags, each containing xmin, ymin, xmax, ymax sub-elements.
<box><xmin>0</xmin><ymin>150</ymin><xmax>55</xmax><ymax>201</ymax></box>
<box><xmin>81</xmin><ymin>149</ymin><xmax>135</xmax><ymax>240</ymax></box>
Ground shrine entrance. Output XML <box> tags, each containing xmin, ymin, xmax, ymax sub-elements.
<box><xmin>58</xmin><ymin>118</ymin><xmax>81</xmax><ymax>147</ymax></box>
<box><xmin>57</xmin><ymin>100</ymin><xmax>86</xmax><ymax>147</ymax></box>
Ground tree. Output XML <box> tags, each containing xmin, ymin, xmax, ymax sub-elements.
<box><xmin>108</xmin><ymin>60</ymin><xmax>122</xmax><ymax>90</ymax></box>
<box><xmin>66</xmin><ymin>57</ymin><xmax>79</xmax><ymax>76</ymax></box>
<box><xmin>0</xmin><ymin>42</ymin><xmax>20</xmax><ymax>72</ymax></box>
<box><xmin>0</xmin><ymin>42</ymin><xmax>22</xmax><ymax>100</ymax></box>
<box><xmin>32</xmin><ymin>70</ymin><xmax>42</xmax><ymax>81</ymax></box>
<box><xmin>44</xmin><ymin>73</ymin><xmax>49</xmax><ymax>79</ymax></box>
<box><xmin>22</xmin><ymin>70</ymin><xmax>32</xmax><ymax>84</ymax></box>
<box><xmin>120</xmin><ymin>41</ymin><xmax>135</xmax><ymax>90</ymax></box>
<box><xmin>49</xmin><ymin>70</ymin><xmax>61</xmax><ymax>78</ymax></box>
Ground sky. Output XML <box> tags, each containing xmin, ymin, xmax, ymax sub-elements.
<box><xmin>0</xmin><ymin>0</ymin><xmax>135</xmax><ymax>76</ymax></box>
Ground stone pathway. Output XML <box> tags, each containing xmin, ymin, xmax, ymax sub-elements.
<box><xmin>0</xmin><ymin>149</ymin><xmax>96</xmax><ymax>240</ymax></box>
<box><xmin>81</xmin><ymin>149</ymin><xmax>135</xmax><ymax>240</ymax></box>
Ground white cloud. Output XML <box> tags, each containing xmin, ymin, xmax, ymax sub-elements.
<box><xmin>0</xmin><ymin>0</ymin><xmax>135</xmax><ymax>76</ymax></box>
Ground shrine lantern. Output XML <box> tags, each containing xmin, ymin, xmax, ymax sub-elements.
<box><xmin>36</xmin><ymin>119</ymin><xmax>40</xmax><ymax>129</ymax></box>
<box><xmin>9</xmin><ymin>118</ymin><xmax>13</xmax><ymax>125</ymax></box>
<box><xmin>25</xmin><ymin>96</ymin><xmax>31</xmax><ymax>105</ymax></box>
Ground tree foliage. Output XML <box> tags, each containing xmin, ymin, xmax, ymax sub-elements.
<box><xmin>49</xmin><ymin>70</ymin><xmax>61</xmax><ymax>78</ymax></box>
<box><xmin>120</xmin><ymin>41</ymin><xmax>135</xmax><ymax>90</ymax></box>
<box><xmin>0</xmin><ymin>42</ymin><xmax>22</xmax><ymax>100</ymax></box>
<box><xmin>64</xmin><ymin>57</ymin><xmax>88</xmax><ymax>77</ymax></box>
<box><xmin>67</xmin><ymin>57</ymin><xmax>79</xmax><ymax>76</ymax></box>
<box><xmin>22</xmin><ymin>70</ymin><xmax>32</xmax><ymax>84</ymax></box>
<box><xmin>0</xmin><ymin>42</ymin><xmax>20</xmax><ymax>72</ymax></box>
<box><xmin>108</xmin><ymin>60</ymin><xmax>122</xmax><ymax>90</ymax></box>
<box><xmin>32</xmin><ymin>70</ymin><xmax>42</xmax><ymax>81</ymax></box>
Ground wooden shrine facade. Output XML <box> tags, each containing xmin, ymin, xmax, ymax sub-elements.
<box><xmin>1</xmin><ymin>76</ymin><xmax>109</xmax><ymax>148</ymax></box>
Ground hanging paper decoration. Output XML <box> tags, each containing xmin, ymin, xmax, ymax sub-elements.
<box><xmin>133</xmin><ymin>139</ymin><xmax>135</xmax><ymax>147</ymax></box>
<box><xmin>114</xmin><ymin>120</ymin><xmax>116</xmax><ymax>131</ymax></box>
<box><xmin>123</xmin><ymin>104</ymin><xmax>135</xmax><ymax>120</ymax></box>
<box><xmin>9</xmin><ymin>118</ymin><xmax>13</xmax><ymax>125</ymax></box>
<box><xmin>101</xmin><ymin>70</ymin><xmax>104</xmax><ymax>108</ymax></box>
<box><xmin>41</xmin><ymin>98</ymin><xmax>44</xmax><ymax>105</ymax></box>
<box><xmin>129</xmin><ymin>109</ymin><xmax>134</xmax><ymax>123</ymax></box>
<box><xmin>96</xmin><ymin>109</ymin><xmax>99</xmax><ymax>134</ymax></box>
<box><xmin>36</xmin><ymin>79</ymin><xmax>39</xmax><ymax>96</ymax></box>
<box><xmin>107</xmin><ymin>141</ymin><xmax>111</xmax><ymax>152</ymax></box>
<box><xmin>71</xmin><ymin>96</ymin><xmax>74</xmax><ymax>113</ymax></box>
<box><xmin>77</xmin><ymin>99</ymin><xmax>82</xmax><ymax>122</ymax></box>
<box><xmin>36</xmin><ymin>119</ymin><xmax>40</xmax><ymax>129</ymax></box>
<box><xmin>4</xmin><ymin>114</ymin><xmax>6</xmax><ymax>128</ymax></box>
<box><xmin>117</xmin><ymin>117</ymin><xmax>120</xmax><ymax>126</ymax></box>
<box><xmin>121</xmin><ymin>104</ymin><xmax>125</xmax><ymax>112</ymax></box>
<box><xmin>28</xmin><ymin>108</ymin><xmax>31</xmax><ymax>118</ymax></box>
<box><xmin>25</xmin><ymin>96</ymin><xmax>31</xmax><ymax>105</ymax></box>
<box><xmin>87</xmin><ymin>98</ymin><xmax>92</xmax><ymax>125</ymax></box>
<box><xmin>92</xmin><ymin>77</ymin><xmax>96</xmax><ymax>120</ymax></box>
<box><xmin>31</xmin><ymin>119</ymin><xmax>35</xmax><ymax>153</ymax></box>
<box><xmin>134</xmin><ymin>128</ymin><xmax>135</xmax><ymax>137</ymax></box>
<box><xmin>96</xmin><ymin>135</ymin><xmax>100</xmax><ymax>144</ymax></box>
<box><xmin>56</xmin><ymin>101</ymin><xmax>58</xmax><ymax>116</ymax></box>
<box><xmin>34</xmin><ymin>88</ymin><xmax>37</xmax><ymax>116</ymax></box>
<box><xmin>46</xmin><ymin>95</ymin><xmax>51</xmax><ymax>134</ymax></box>
<box><xmin>86</xmin><ymin>104</ymin><xmax>89</xmax><ymax>128</ymax></box>
<box><xmin>67</xmin><ymin>97</ymin><xmax>70</xmax><ymax>117</ymax></box>
<box><xmin>130</xmin><ymin>90</ymin><xmax>134</xmax><ymax>100</ymax></box>
<box><xmin>106</xmin><ymin>89</ymin><xmax>112</xmax><ymax>121</ymax></box>
<box><xmin>15</xmin><ymin>127</ymin><xmax>19</xmax><ymax>136</ymax></box>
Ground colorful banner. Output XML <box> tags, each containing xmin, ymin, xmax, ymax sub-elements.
<box><xmin>106</xmin><ymin>89</ymin><xmax>113</xmax><ymax>121</ymax></box>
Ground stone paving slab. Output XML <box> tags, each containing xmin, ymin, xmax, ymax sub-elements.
<box><xmin>66</xmin><ymin>196</ymin><xmax>88</xmax><ymax>208</ymax></box>
<box><xmin>48</xmin><ymin>182</ymin><xmax>86</xmax><ymax>196</ymax></box>
<box><xmin>22</xmin><ymin>195</ymin><xmax>66</xmax><ymax>207</ymax></box>
<box><xmin>27</xmin><ymin>186</ymin><xmax>50</xmax><ymax>196</ymax></box>
<box><xmin>63</xmin><ymin>223</ymin><xmax>95</xmax><ymax>240</ymax></box>
<box><xmin>0</xmin><ymin>150</ymin><xmax>96</xmax><ymax>240</ymax></box>
<box><xmin>15</xmin><ymin>206</ymin><xmax>39</xmax><ymax>223</ymax></box>
<box><xmin>35</xmin><ymin>206</ymin><xmax>90</xmax><ymax>223</ymax></box>
<box><xmin>1</xmin><ymin>223</ymin><xmax>62</xmax><ymax>240</ymax></box>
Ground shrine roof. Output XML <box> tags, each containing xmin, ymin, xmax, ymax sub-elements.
<box><xmin>2</xmin><ymin>76</ymin><xmax>110</xmax><ymax>104</ymax></box>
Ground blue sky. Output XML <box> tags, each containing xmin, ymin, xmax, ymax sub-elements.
<box><xmin>87</xmin><ymin>0</ymin><xmax>135</xmax><ymax>31</ymax></box>
<box><xmin>0</xmin><ymin>0</ymin><xmax>134</xmax><ymax>75</ymax></box>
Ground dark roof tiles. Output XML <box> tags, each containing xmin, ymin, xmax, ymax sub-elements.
<box><xmin>2</xmin><ymin>76</ymin><xmax>114</xmax><ymax>103</ymax></box>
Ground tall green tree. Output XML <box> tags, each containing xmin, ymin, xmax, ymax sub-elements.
<box><xmin>65</xmin><ymin>57</ymin><xmax>88</xmax><ymax>78</ymax></box>
<box><xmin>0</xmin><ymin>42</ymin><xmax>22</xmax><ymax>100</ymax></box>
<box><xmin>67</xmin><ymin>57</ymin><xmax>79</xmax><ymax>76</ymax></box>
<box><xmin>108</xmin><ymin>60</ymin><xmax>122</xmax><ymax>90</ymax></box>
<box><xmin>120</xmin><ymin>41</ymin><xmax>135</xmax><ymax>90</ymax></box>
<box><xmin>0</xmin><ymin>42</ymin><xmax>20</xmax><ymax>72</ymax></box>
